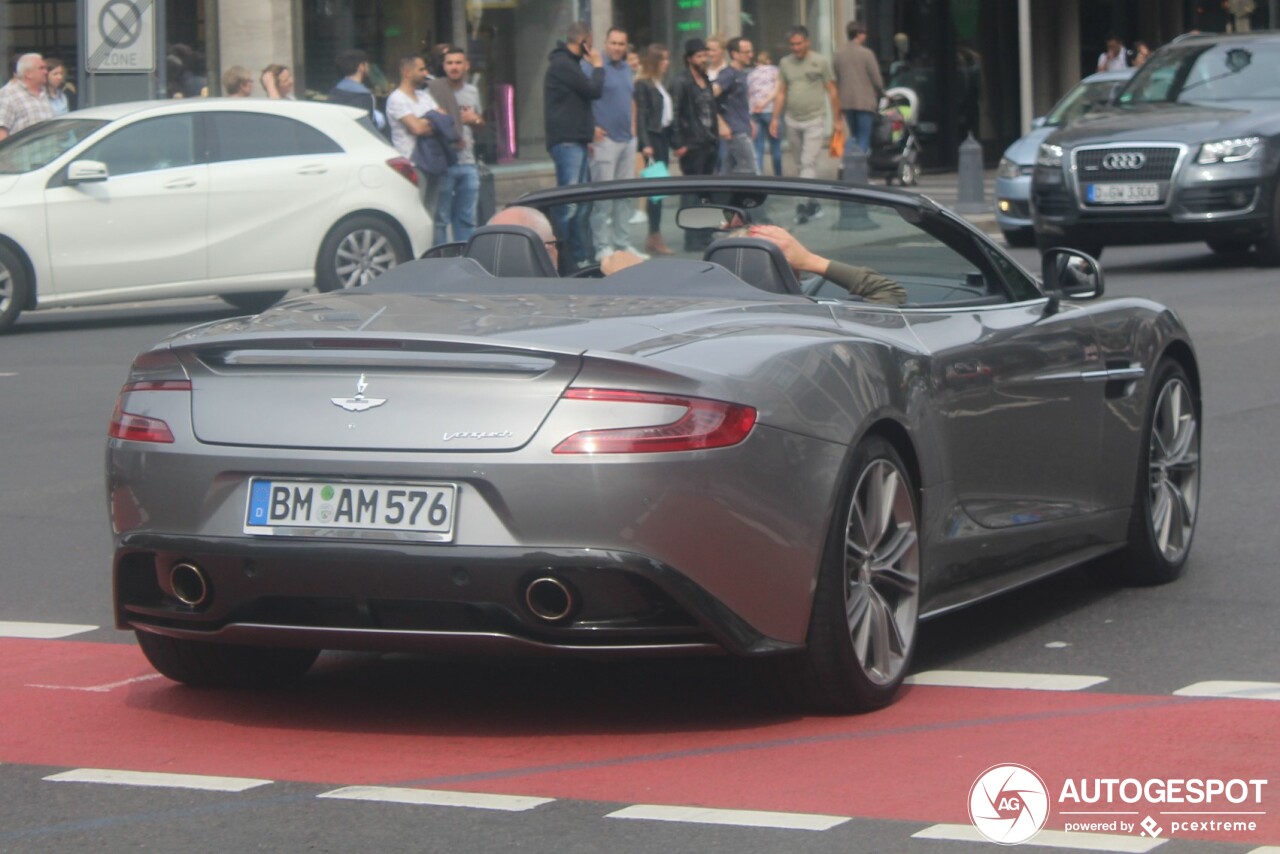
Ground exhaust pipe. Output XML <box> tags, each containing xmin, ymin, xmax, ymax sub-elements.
<box><xmin>169</xmin><ymin>562</ymin><xmax>210</xmax><ymax>607</ymax></box>
<box><xmin>525</xmin><ymin>576</ymin><xmax>575</xmax><ymax>622</ymax></box>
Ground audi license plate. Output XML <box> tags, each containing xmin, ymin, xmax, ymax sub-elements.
<box><xmin>245</xmin><ymin>479</ymin><xmax>457</xmax><ymax>542</ymax></box>
<box><xmin>1087</xmin><ymin>183</ymin><xmax>1159</xmax><ymax>204</ymax></box>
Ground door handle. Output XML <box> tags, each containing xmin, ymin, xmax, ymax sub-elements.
<box><xmin>163</xmin><ymin>177</ymin><xmax>198</xmax><ymax>189</ymax></box>
<box><xmin>297</xmin><ymin>165</ymin><xmax>329</xmax><ymax>175</ymax></box>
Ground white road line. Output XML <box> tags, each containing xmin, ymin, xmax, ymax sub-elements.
<box><xmin>606</xmin><ymin>804</ymin><xmax>850</xmax><ymax>831</ymax></box>
<box><xmin>44</xmin><ymin>768</ymin><xmax>272</xmax><ymax>792</ymax></box>
<box><xmin>905</xmin><ymin>670</ymin><xmax>1109</xmax><ymax>691</ymax></box>
<box><xmin>1247</xmin><ymin>847</ymin><xmax>1280</xmax><ymax>853</ymax></box>
<box><xmin>1173</xmin><ymin>681</ymin><xmax>1280</xmax><ymax>701</ymax></box>
<box><xmin>0</xmin><ymin>621</ymin><xmax>97</xmax><ymax>639</ymax></box>
<box><xmin>912</xmin><ymin>824</ymin><xmax>1166</xmax><ymax>851</ymax></box>
<box><xmin>27</xmin><ymin>674</ymin><xmax>163</xmax><ymax>693</ymax></box>
<box><xmin>318</xmin><ymin>786</ymin><xmax>552</xmax><ymax>812</ymax></box>
<box><xmin>0</xmin><ymin>372</ymin><xmax>16</xmax><ymax>377</ymax></box>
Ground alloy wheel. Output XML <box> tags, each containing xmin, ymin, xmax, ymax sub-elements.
<box><xmin>1148</xmin><ymin>377</ymin><xmax>1199</xmax><ymax>563</ymax></box>
<box><xmin>0</xmin><ymin>262</ymin><xmax>11</xmax><ymax>315</ymax></box>
<box><xmin>334</xmin><ymin>228</ymin><xmax>399</xmax><ymax>289</ymax></box>
<box><xmin>843</xmin><ymin>458</ymin><xmax>920</xmax><ymax>685</ymax></box>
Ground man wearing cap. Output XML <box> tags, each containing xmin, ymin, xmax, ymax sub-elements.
<box><xmin>670</xmin><ymin>38</ymin><xmax>718</xmax><ymax>179</ymax></box>
<box><xmin>670</xmin><ymin>38</ymin><xmax>720</xmax><ymax>251</ymax></box>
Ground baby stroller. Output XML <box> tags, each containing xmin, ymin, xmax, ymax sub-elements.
<box><xmin>867</xmin><ymin>86</ymin><xmax>921</xmax><ymax>186</ymax></box>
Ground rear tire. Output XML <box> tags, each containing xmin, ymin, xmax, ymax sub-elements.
<box><xmin>135</xmin><ymin>630</ymin><xmax>319</xmax><ymax>688</ymax></box>
<box><xmin>1037</xmin><ymin>232</ymin><xmax>1103</xmax><ymax>260</ymax></box>
<box><xmin>1206</xmin><ymin>239</ymin><xmax>1254</xmax><ymax>257</ymax></box>
<box><xmin>0</xmin><ymin>244</ymin><xmax>30</xmax><ymax>333</ymax></box>
<box><xmin>1252</xmin><ymin>181</ymin><xmax>1280</xmax><ymax>266</ymax></box>
<box><xmin>1002</xmin><ymin>228</ymin><xmax>1036</xmax><ymax>248</ymax></box>
<box><xmin>221</xmin><ymin>291</ymin><xmax>287</xmax><ymax>314</ymax></box>
<box><xmin>1111</xmin><ymin>359</ymin><xmax>1200</xmax><ymax>585</ymax></box>
<box><xmin>316</xmin><ymin>215</ymin><xmax>409</xmax><ymax>292</ymax></box>
<box><xmin>780</xmin><ymin>436</ymin><xmax>920</xmax><ymax>713</ymax></box>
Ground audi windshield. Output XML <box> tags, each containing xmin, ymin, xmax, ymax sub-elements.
<box><xmin>1118</xmin><ymin>41</ymin><xmax>1280</xmax><ymax>104</ymax></box>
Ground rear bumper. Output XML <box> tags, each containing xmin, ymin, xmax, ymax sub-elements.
<box><xmin>115</xmin><ymin>535</ymin><xmax>795</xmax><ymax>657</ymax></box>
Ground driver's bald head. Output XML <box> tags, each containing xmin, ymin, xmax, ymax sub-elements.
<box><xmin>488</xmin><ymin>206</ymin><xmax>554</xmax><ymax>242</ymax></box>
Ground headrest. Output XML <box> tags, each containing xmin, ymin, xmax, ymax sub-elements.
<box><xmin>463</xmin><ymin>224</ymin><xmax>558</xmax><ymax>277</ymax></box>
<box><xmin>702</xmin><ymin>237</ymin><xmax>803</xmax><ymax>295</ymax></box>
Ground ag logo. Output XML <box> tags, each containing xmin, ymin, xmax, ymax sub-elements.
<box><xmin>968</xmin><ymin>763</ymin><xmax>1050</xmax><ymax>845</ymax></box>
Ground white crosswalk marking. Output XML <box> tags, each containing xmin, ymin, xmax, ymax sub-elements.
<box><xmin>318</xmin><ymin>786</ymin><xmax>552</xmax><ymax>812</ymax></box>
<box><xmin>905</xmin><ymin>670</ymin><xmax>1108</xmax><ymax>691</ymax></box>
<box><xmin>1173</xmin><ymin>681</ymin><xmax>1280</xmax><ymax>701</ymax></box>
<box><xmin>606</xmin><ymin>804</ymin><xmax>850</xmax><ymax>831</ymax></box>
<box><xmin>44</xmin><ymin>768</ymin><xmax>272</xmax><ymax>792</ymax></box>
<box><xmin>0</xmin><ymin>621</ymin><xmax>97</xmax><ymax>639</ymax></box>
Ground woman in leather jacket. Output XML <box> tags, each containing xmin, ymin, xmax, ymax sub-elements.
<box><xmin>634</xmin><ymin>44</ymin><xmax>674</xmax><ymax>256</ymax></box>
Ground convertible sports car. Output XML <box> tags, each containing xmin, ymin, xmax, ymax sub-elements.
<box><xmin>107</xmin><ymin>177</ymin><xmax>1201</xmax><ymax>712</ymax></box>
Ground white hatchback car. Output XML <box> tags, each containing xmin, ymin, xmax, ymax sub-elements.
<box><xmin>0</xmin><ymin>98</ymin><xmax>432</xmax><ymax>330</ymax></box>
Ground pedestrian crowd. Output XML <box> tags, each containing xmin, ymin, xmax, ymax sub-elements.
<box><xmin>542</xmin><ymin>19</ymin><xmax>888</xmax><ymax>266</ymax></box>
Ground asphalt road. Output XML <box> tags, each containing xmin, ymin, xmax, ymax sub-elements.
<box><xmin>0</xmin><ymin>242</ymin><xmax>1276</xmax><ymax>854</ymax></box>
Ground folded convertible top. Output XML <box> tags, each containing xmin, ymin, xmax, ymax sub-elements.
<box><xmin>362</xmin><ymin>257</ymin><xmax>811</xmax><ymax>303</ymax></box>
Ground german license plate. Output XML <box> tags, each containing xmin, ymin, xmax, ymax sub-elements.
<box><xmin>245</xmin><ymin>479</ymin><xmax>457</xmax><ymax>542</ymax></box>
<box><xmin>1087</xmin><ymin>183</ymin><xmax>1159</xmax><ymax>204</ymax></box>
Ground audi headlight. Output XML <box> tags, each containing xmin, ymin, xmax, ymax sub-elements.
<box><xmin>1197</xmin><ymin>136</ymin><xmax>1261</xmax><ymax>164</ymax></box>
<box><xmin>997</xmin><ymin>157</ymin><xmax>1025</xmax><ymax>179</ymax></box>
<box><xmin>1036</xmin><ymin>143</ymin><xmax>1064</xmax><ymax>168</ymax></box>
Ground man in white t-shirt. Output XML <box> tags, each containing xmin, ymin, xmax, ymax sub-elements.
<box><xmin>1097</xmin><ymin>36</ymin><xmax>1129</xmax><ymax>72</ymax></box>
<box><xmin>384</xmin><ymin>55</ymin><xmax>440</xmax><ymax>209</ymax></box>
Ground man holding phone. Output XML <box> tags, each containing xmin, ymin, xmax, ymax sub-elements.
<box><xmin>544</xmin><ymin>21</ymin><xmax>604</xmax><ymax>269</ymax></box>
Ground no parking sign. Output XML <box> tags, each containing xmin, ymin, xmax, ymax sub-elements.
<box><xmin>85</xmin><ymin>0</ymin><xmax>156</xmax><ymax>73</ymax></box>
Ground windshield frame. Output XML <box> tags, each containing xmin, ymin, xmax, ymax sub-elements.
<box><xmin>0</xmin><ymin>118</ymin><xmax>110</xmax><ymax>175</ymax></box>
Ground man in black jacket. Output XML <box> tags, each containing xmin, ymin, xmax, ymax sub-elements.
<box><xmin>544</xmin><ymin>21</ymin><xmax>604</xmax><ymax>270</ymax></box>
<box><xmin>669</xmin><ymin>38</ymin><xmax>719</xmax><ymax>250</ymax></box>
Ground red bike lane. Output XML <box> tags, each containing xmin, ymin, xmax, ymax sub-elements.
<box><xmin>1</xmin><ymin>637</ymin><xmax>1275</xmax><ymax>847</ymax></box>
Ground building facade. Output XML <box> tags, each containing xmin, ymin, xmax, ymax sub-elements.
<box><xmin>3</xmin><ymin>0</ymin><xmax>1278</xmax><ymax>172</ymax></box>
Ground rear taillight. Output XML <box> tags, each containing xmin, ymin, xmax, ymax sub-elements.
<box><xmin>387</xmin><ymin>157</ymin><xmax>420</xmax><ymax>187</ymax></box>
<box><xmin>552</xmin><ymin>388</ymin><xmax>757</xmax><ymax>455</ymax></box>
<box><xmin>109</xmin><ymin>402</ymin><xmax>178</xmax><ymax>443</ymax></box>
<box><xmin>109</xmin><ymin>350</ymin><xmax>191</xmax><ymax>444</ymax></box>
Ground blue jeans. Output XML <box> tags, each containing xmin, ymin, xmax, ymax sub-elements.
<box><xmin>844</xmin><ymin>109</ymin><xmax>875</xmax><ymax>155</ymax></box>
<box><xmin>434</xmin><ymin>163</ymin><xmax>479</xmax><ymax>244</ymax></box>
<box><xmin>751</xmin><ymin>112</ymin><xmax>782</xmax><ymax>176</ymax></box>
<box><xmin>548</xmin><ymin>142</ymin><xmax>591</xmax><ymax>268</ymax></box>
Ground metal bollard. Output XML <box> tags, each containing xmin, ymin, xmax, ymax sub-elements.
<box><xmin>838</xmin><ymin>147</ymin><xmax>875</xmax><ymax>230</ymax></box>
<box><xmin>839</xmin><ymin>147</ymin><xmax>870</xmax><ymax>186</ymax></box>
<box><xmin>955</xmin><ymin>133</ymin><xmax>986</xmax><ymax>213</ymax></box>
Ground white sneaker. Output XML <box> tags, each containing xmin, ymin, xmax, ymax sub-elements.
<box><xmin>595</xmin><ymin>248</ymin><xmax>615</xmax><ymax>263</ymax></box>
<box><xmin>617</xmin><ymin>245</ymin><xmax>649</xmax><ymax>260</ymax></box>
<box><xmin>628</xmin><ymin>210</ymin><xmax>648</xmax><ymax>224</ymax></box>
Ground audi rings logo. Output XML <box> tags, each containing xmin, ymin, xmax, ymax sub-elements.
<box><xmin>969</xmin><ymin>764</ymin><xmax>1051</xmax><ymax>845</ymax></box>
<box><xmin>1101</xmin><ymin>152</ymin><xmax>1146</xmax><ymax>170</ymax></box>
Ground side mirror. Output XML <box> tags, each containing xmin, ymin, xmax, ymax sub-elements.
<box><xmin>1041</xmin><ymin>247</ymin><xmax>1104</xmax><ymax>303</ymax></box>
<box><xmin>1030</xmin><ymin>116</ymin><xmax>1046</xmax><ymax>129</ymax></box>
<box><xmin>421</xmin><ymin>241</ymin><xmax>465</xmax><ymax>259</ymax></box>
<box><xmin>66</xmin><ymin>160</ymin><xmax>109</xmax><ymax>184</ymax></box>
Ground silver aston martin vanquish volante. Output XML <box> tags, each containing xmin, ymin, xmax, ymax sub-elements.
<box><xmin>107</xmin><ymin>177</ymin><xmax>1201</xmax><ymax>712</ymax></box>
